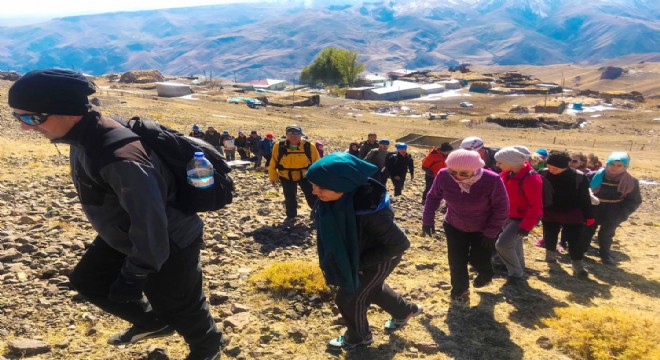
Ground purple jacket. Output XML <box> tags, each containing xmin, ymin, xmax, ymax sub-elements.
<box><xmin>422</xmin><ymin>169</ymin><xmax>509</xmax><ymax>238</ymax></box>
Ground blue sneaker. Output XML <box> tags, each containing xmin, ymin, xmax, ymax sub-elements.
<box><xmin>327</xmin><ymin>334</ymin><xmax>373</xmax><ymax>350</ymax></box>
<box><xmin>384</xmin><ymin>304</ymin><xmax>423</xmax><ymax>330</ymax></box>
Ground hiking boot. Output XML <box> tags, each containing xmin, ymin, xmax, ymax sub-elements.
<box><xmin>450</xmin><ymin>290</ymin><xmax>470</xmax><ymax>306</ymax></box>
<box><xmin>505</xmin><ymin>275</ymin><xmax>526</xmax><ymax>287</ymax></box>
<box><xmin>473</xmin><ymin>273</ymin><xmax>493</xmax><ymax>288</ymax></box>
<box><xmin>282</xmin><ymin>216</ymin><xmax>296</xmax><ymax>226</ymax></box>
<box><xmin>534</xmin><ymin>238</ymin><xmax>545</xmax><ymax>248</ymax></box>
<box><xmin>601</xmin><ymin>256</ymin><xmax>615</xmax><ymax>265</ymax></box>
<box><xmin>327</xmin><ymin>334</ymin><xmax>374</xmax><ymax>350</ymax></box>
<box><xmin>571</xmin><ymin>260</ymin><xmax>589</xmax><ymax>278</ymax></box>
<box><xmin>545</xmin><ymin>250</ymin><xmax>557</xmax><ymax>263</ymax></box>
<box><xmin>107</xmin><ymin>325</ymin><xmax>175</xmax><ymax>345</ymax></box>
<box><xmin>384</xmin><ymin>304</ymin><xmax>423</xmax><ymax>330</ymax></box>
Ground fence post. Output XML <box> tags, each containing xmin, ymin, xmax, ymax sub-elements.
<box><xmin>592</xmin><ymin>139</ymin><xmax>596</xmax><ymax>148</ymax></box>
<box><xmin>553</xmin><ymin>137</ymin><xmax>556</xmax><ymax>144</ymax></box>
<box><xmin>629</xmin><ymin>141</ymin><xmax>634</xmax><ymax>151</ymax></box>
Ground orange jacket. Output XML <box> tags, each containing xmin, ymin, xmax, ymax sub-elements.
<box><xmin>421</xmin><ymin>148</ymin><xmax>449</xmax><ymax>177</ymax></box>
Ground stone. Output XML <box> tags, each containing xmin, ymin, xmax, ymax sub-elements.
<box><xmin>226</xmin><ymin>233</ymin><xmax>241</xmax><ymax>240</ymax></box>
<box><xmin>7</xmin><ymin>338</ymin><xmax>50</xmax><ymax>356</ymax></box>
<box><xmin>19</xmin><ymin>216</ymin><xmax>39</xmax><ymax>225</ymax></box>
<box><xmin>223</xmin><ymin>312</ymin><xmax>251</xmax><ymax>330</ymax></box>
<box><xmin>230</xmin><ymin>303</ymin><xmax>250</xmax><ymax>314</ymax></box>
<box><xmin>536</xmin><ymin>335</ymin><xmax>553</xmax><ymax>349</ymax></box>
<box><xmin>209</xmin><ymin>291</ymin><xmax>230</xmax><ymax>305</ymax></box>
<box><xmin>287</xmin><ymin>328</ymin><xmax>308</xmax><ymax>343</ymax></box>
<box><xmin>224</xmin><ymin>345</ymin><xmax>241</xmax><ymax>357</ymax></box>
<box><xmin>0</xmin><ymin>249</ymin><xmax>21</xmax><ymax>262</ymax></box>
<box><xmin>416</xmin><ymin>342</ymin><xmax>441</xmax><ymax>354</ymax></box>
<box><xmin>143</xmin><ymin>346</ymin><xmax>170</xmax><ymax>360</ymax></box>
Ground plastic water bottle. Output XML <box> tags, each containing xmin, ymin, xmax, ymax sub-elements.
<box><xmin>187</xmin><ymin>152</ymin><xmax>214</xmax><ymax>188</ymax></box>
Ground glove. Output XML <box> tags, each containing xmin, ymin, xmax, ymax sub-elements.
<box><xmin>481</xmin><ymin>236</ymin><xmax>497</xmax><ymax>251</ymax></box>
<box><xmin>516</xmin><ymin>228</ymin><xmax>530</xmax><ymax>238</ymax></box>
<box><xmin>422</xmin><ymin>224</ymin><xmax>435</xmax><ymax>237</ymax></box>
<box><xmin>108</xmin><ymin>273</ymin><xmax>148</xmax><ymax>303</ymax></box>
<box><xmin>585</xmin><ymin>218</ymin><xmax>596</xmax><ymax>227</ymax></box>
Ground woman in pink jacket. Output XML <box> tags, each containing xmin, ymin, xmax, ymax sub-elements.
<box><xmin>494</xmin><ymin>147</ymin><xmax>544</xmax><ymax>286</ymax></box>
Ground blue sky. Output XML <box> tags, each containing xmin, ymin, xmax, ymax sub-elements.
<box><xmin>1</xmin><ymin>0</ymin><xmax>262</xmax><ymax>19</ymax></box>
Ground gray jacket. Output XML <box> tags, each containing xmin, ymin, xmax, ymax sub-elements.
<box><xmin>55</xmin><ymin>112</ymin><xmax>203</xmax><ymax>276</ymax></box>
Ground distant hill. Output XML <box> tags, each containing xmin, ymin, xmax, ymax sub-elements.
<box><xmin>0</xmin><ymin>0</ymin><xmax>658</xmax><ymax>81</ymax></box>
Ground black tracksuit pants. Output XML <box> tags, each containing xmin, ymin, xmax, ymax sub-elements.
<box><xmin>69</xmin><ymin>236</ymin><xmax>222</xmax><ymax>356</ymax></box>
<box><xmin>390</xmin><ymin>176</ymin><xmax>405</xmax><ymax>196</ymax></box>
<box><xmin>280</xmin><ymin>176</ymin><xmax>317</xmax><ymax>218</ymax></box>
<box><xmin>335</xmin><ymin>256</ymin><xmax>415</xmax><ymax>343</ymax></box>
<box><xmin>444</xmin><ymin>221</ymin><xmax>493</xmax><ymax>298</ymax></box>
<box><xmin>583</xmin><ymin>219</ymin><xmax>621</xmax><ymax>260</ymax></box>
<box><xmin>542</xmin><ymin>222</ymin><xmax>585</xmax><ymax>260</ymax></box>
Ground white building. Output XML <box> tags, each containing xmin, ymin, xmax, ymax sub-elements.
<box><xmin>249</xmin><ymin>78</ymin><xmax>288</xmax><ymax>91</ymax></box>
<box><xmin>364</xmin><ymin>80</ymin><xmax>422</xmax><ymax>101</ymax></box>
<box><xmin>155</xmin><ymin>82</ymin><xmax>192</xmax><ymax>97</ymax></box>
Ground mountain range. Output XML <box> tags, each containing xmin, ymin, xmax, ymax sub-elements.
<box><xmin>0</xmin><ymin>0</ymin><xmax>658</xmax><ymax>81</ymax></box>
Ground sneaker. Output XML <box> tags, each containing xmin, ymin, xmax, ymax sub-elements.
<box><xmin>384</xmin><ymin>305</ymin><xmax>423</xmax><ymax>330</ymax></box>
<box><xmin>505</xmin><ymin>275</ymin><xmax>525</xmax><ymax>286</ymax></box>
<box><xmin>472</xmin><ymin>273</ymin><xmax>493</xmax><ymax>288</ymax></box>
<box><xmin>534</xmin><ymin>238</ymin><xmax>545</xmax><ymax>248</ymax></box>
<box><xmin>327</xmin><ymin>334</ymin><xmax>374</xmax><ymax>350</ymax></box>
<box><xmin>107</xmin><ymin>325</ymin><xmax>175</xmax><ymax>345</ymax></box>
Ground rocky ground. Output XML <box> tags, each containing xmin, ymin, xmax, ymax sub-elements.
<box><xmin>0</xmin><ymin>78</ymin><xmax>659</xmax><ymax>360</ymax></box>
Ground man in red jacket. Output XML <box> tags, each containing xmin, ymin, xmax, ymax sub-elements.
<box><xmin>494</xmin><ymin>146</ymin><xmax>544</xmax><ymax>286</ymax></box>
<box><xmin>421</xmin><ymin>142</ymin><xmax>453</xmax><ymax>205</ymax></box>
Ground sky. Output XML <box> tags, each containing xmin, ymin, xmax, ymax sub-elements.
<box><xmin>0</xmin><ymin>0</ymin><xmax>262</xmax><ymax>19</ymax></box>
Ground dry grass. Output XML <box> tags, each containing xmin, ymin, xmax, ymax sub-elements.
<box><xmin>543</xmin><ymin>307</ymin><xmax>660</xmax><ymax>360</ymax></box>
<box><xmin>250</xmin><ymin>261</ymin><xmax>330</xmax><ymax>297</ymax></box>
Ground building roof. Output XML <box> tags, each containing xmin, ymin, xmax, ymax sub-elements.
<box><xmin>369</xmin><ymin>80</ymin><xmax>420</xmax><ymax>94</ymax></box>
<box><xmin>249</xmin><ymin>78</ymin><xmax>287</xmax><ymax>87</ymax></box>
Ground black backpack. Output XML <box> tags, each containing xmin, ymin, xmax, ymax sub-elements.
<box><xmin>115</xmin><ymin>116</ymin><xmax>234</xmax><ymax>214</ymax></box>
<box><xmin>519</xmin><ymin>170</ymin><xmax>554</xmax><ymax>208</ymax></box>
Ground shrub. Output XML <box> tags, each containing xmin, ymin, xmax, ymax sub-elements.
<box><xmin>250</xmin><ymin>261</ymin><xmax>331</xmax><ymax>297</ymax></box>
<box><xmin>543</xmin><ymin>307</ymin><xmax>660</xmax><ymax>360</ymax></box>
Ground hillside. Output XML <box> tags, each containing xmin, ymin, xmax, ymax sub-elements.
<box><xmin>0</xmin><ymin>0</ymin><xmax>659</xmax><ymax>80</ymax></box>
<box><xmin>0</xmin><ymin>70</ymin><xmax>659</xmax><ymax>359</ymax></box>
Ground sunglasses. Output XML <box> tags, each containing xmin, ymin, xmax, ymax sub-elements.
<box><xmin>12</xmin><ymin>112</ymin><xmax>51</xmax><ymax>126</ymax></box>
<box><xmin>447</xmin><ymin>169</ymin><xmax>473</xmax><ymax>177</ymax></box>
<box><xmin>286</xmin><ymin>131</ymin><xmax>302</xmax><ymax>135</ymax></box>
<box><xmin>570</xmin><ymin>159</ymin><xmax>580</xmax><ymax>163</ymax></box>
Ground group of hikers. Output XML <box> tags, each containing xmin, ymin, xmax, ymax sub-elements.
<box><xmin>8</xmin><ymin>69</ymin><xmax>643</xmax><ymax>356</ymax></box>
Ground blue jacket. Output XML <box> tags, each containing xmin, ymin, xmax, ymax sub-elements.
<box><xmin>258</xmin><ymin>138</ymin><xmax>273</xmax><ymax>156</ymax></box>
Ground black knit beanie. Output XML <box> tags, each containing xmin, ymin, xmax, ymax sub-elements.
<box><xmin>440</xmin><ymin>142</ymin><xmax>454</xmax><ymax>152</ymax></box>
<box><xmin>546</xmin><ymin>151</ymin><xmax>570</xmax><ymax>168</ymax></box>
<box><xmin>8</xmin><ymin>69</ymin><xmax>96</xmax><ymax>115</ymax></box>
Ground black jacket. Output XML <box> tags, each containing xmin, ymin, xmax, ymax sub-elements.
<box><xmin>542</xmin><ymin>168</ymin><xmax>594</xmax><ymax>220</ymax></box>
<box><xmin>354</xmin><ymin>179</ymin><xmax>410</xmax><ymax>268</ymax></box>
<box><xmin>385</xmin><ymin>152</ymin><xmax>414</xmax><ymax>178</ymax></box>
<box><xmin>358</xmin><ymin>141</ymin><xmax>379</xmax><ymax>159</ymax></box>
<box><xmin>55</xmin><ymin>112</ymin><xmax>202</xmax><ymax>276</ymax></box>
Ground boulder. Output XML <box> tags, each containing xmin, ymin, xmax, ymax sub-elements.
<box><xmin>0</xmin><ymin>71</ymin><xmax>20</xmax><ymax>81</ymax></box>
<box><xmin>600</xmin><ymin>66</ymin><xmax>624</xmax><ymax>80</ymax></box>
<box><xmin>7</xmin><ymin>338</ymin><xmax>50</xmax><ymax>356</ymax></box>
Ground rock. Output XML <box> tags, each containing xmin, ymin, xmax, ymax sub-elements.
<box><xmin>644</xmin><ymin>221</ymin><xmax>654</xmax><ymax>226</ymax></box>
<box><xmin>7</xmin><ymin>338</ymin><xmax>50</xmax><ymax>356</ymax></box>
<box><xmin>287</xmin><ymin>328</ymin><xmax>308</xmax><ymax>343</ymax></box>
<box><xmin>209</xmin><ymin>291</ymin><xmax>230</xmax><ymax>305</ymax></box>
<box><xmin>119</xmin><ymin>70</ymin><xmax>164</xmax><ymax>84</ymax></box>
<box><xmin>0</xmin><ymin>248</ymin><xmax>21</xmax><ymax>262</ymax></box>
<box><xmin>536</xmin><ymin>335</ymin><xmax>553</xmax><ymax>349</ymax></box>
<box><xmin>223</xmin><ymin>312</ymin><xmax>251</xmax><ymax>330</ymax></box>
<box><xmin>230</xmin><ymin>303</ymin><xmax>250</xmax><ymax>314</ymax></box>
<box><xmin>416</xmin><ymin>342</ymin><xmax>441</xmax><ymax>354</ymax></box>
<box><xmin>226</xmin><ymin>233</ymin><xmax>241</xmax><ymax>240</ymax></box>
<box><xmin>600</xmin><ymin>66</ymin><xmax>624</xmax><ymax>80</ymax></box>
<box><xmin>86</xmin><ymin>327</ymin><xmax>98</xmax><ymax>336</ymax></box>
<box><xmin>142</xmin><ymin>346</ymin><xmax>170</xmax><ymax>360</ymax></box>
<box><xmin>224</xmin><ymin>345</ymin><xmax>241</xmax><ymax>357</ymax></box>
<box><xmin>17</xmin><ymin>243</ymin><xmax>38</xmax><ymax>254</ymax></box>
<box><xmin>0</xmin><ymin>71</ymin><xmax>20</xmax><ymax>81</ymax></box>
<box><xmin>19</xmin><ymin>215</ymin><xmax>39</xmax><ymax>225</ymax></box>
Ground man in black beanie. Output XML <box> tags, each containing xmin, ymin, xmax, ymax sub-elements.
<box><xmin>9</xmin><ymin>69</ymin><xmax>222</xmax><ymax>360</ymax></box>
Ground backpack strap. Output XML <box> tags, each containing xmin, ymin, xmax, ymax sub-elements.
<box><xmin>276</xmin><ymin>140</ymin><xmax>313</xmax><ymax>179</ymax></box>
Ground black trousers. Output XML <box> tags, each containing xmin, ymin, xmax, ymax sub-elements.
<box><xmin>542</xmin><ymin>222</ymin><xmax>585</xmax><ymax>260</ymax></box>
<box><xmin>69</xmin><ymin>236</ymin><xmax>222</xmax><ymax>355</ymax></box>
<box><xmin>280</xmin><ymin>176</ymin><xmax>317</xmax><ymax>218</ymax></box>
<box><xmin>444</xmin><ymin>221</ymin><xmax>493</xmax><ymax>298</ymax></box>
<box><xmin>335</xmin><ymin>256</ymin><xmax>415</xmax><ymax>343</ymax></box>
<box><xmin>390</xmin><ymin>176</ymin><xmax>405</xmax><ymax>196</ymax></box>
<box><xmin>583</xmin><ymin>219</ymin><xmax>621</xmax><ymax>259</ymax></box>
<box><xmin>422</xmin><ymin>175</ymin><xmax>434</xmax><ymax>205</ymax></box>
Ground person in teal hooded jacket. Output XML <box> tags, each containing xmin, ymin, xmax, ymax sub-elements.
<box><xmin>584</xmin><ymin>152</ymin><xmax>642</xmax><ymax>265</ymax></box>
<box><xmin>306</xmin><ymin>152</ymin><xmax>421</xmax><ymax>351</ymax></box>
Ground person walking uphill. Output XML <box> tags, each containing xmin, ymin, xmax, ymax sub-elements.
<box><xmin>422</xmin><ymin>149</ymin><xmax>509</xmax><ymax>303</ymax></box>
<box><xmin>494</xmin><ymin>147</ymin><xmax>543</xmax><ymax>285</ymax></box>
<box><xmin>364</xmin><ymin>139</ymin><xmax>391</xmax><ymax>185</ymax></box>
<box><xmin>421</xmin><ymin>142</ymin><xmax>453</xmax><ymax>205</ymax></box>
<box><xmin>584</xmin><ymin>152</ymin><xmax>642</xmax><ymax>265</ymax></box>
<box><xmin>540</xmin><ymin>151</ymin><xmax>594</xmax><ymax>277</ymax></box>
<box><xmin>385</xmin><ymin>143</ymin><xmax>414</xmax><ymax>196</ymax></box>
<box><xmin>306</xmin><ymin>153</ymin><xmax>421</xmax><ymax>350</ymax></box>
<box><xmin>8</xmin><ymin>69</ymin><xmax>222</xmax><ymax>360</ymax></box>
<box><xmin>269</xmin><ymin>124</ymin><xmax>320</xmax><ymax>224</ymax></box>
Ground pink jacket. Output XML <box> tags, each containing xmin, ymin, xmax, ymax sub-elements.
<box><xmin>499</xmin><ymin>163</ymin><xmax>544</xmax><ymax>231</ymax></box>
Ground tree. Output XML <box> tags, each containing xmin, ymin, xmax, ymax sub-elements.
<box><xmin>300</xmin><ymin>48</ymin><xmax>364</xmax><ymax>87</ymax></box>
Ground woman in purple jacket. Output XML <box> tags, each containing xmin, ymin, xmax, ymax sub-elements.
<box><xmin>422</xmin><ymin>149</ymin><xmax>509</xmax><ymax>303</ymax></box>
